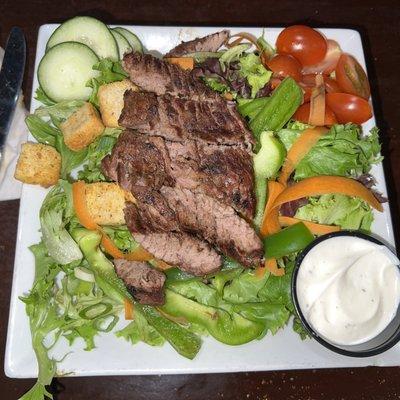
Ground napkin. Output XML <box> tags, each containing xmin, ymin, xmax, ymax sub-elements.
<box><xmin>0</xmin><ymin>46</ymin><xmax>29</xmax><ymax>201</ymax></box>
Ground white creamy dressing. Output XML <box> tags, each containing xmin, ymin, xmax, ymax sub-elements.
<box><xmin>296</xmin><ymin>236</ymin><xmax>400</xmax><ymax>345</ymax></box>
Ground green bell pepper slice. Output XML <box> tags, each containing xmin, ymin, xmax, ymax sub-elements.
<box><xmin>264</xmin><ymin>222</ymin><xmax>314</xmax><ymax>259</ymax></box>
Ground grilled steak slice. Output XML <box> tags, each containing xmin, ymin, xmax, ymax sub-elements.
<box><xmin>123</xmin><ymin>51</ymin><xmax>222</xmax><ymax>102</ymax></box>
<box><xmin>102</xmin><ymin>131</ymin><xmax>255</xmax><ymax>219</ymax></box>
<box><xmin>125</xmin><ymin>203</ymin><xmax>221</xmax><ymax>275</ymax></box>
<box><xmin>119</xmin><ymin>90</ymin><xmax>254</xmax><ymax>148</ymax></box>
<box><xmin>114</xmin><ymin>259</ymin><xmax>166</xmax><ymax>305</ymax></box>
<box><xmin>101</xmin><ymin>131</ymin><xmax>174</xmax><ymax>191</ymax></box>
<box><xmin>160</xmin><ymin>187</ymin><xmax>263</xmax><ymax>267</ymax></box>
<box><xmin>128</xmin><ymin>187</ymin><xmax>180</xmax><ymax>233</ymax></box>
<box><xmin>165</xmin><ymin>30</ymin><xmax>229</xmax><ymax>57</ymax></box>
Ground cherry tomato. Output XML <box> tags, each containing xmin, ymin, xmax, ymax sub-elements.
<box><xmin>293</xmin><ymin>103</ymin><xmax>338</xmax><ymax>126</ymax></box>
<box><xmin>335</xmin><ymin>54</ymin><xmax>371</xmax><ymax>99</ymax></box>
<box><xmin>276</xmin><ymin>25</ymin><xmax>327</xmax><ymax>67</ymax></box>
<box><xmin>324</xmin><ymin>76</ymin><xmax>341</xmax><ymax>93</ymax></box>
<box><xmin>326</xmin><ymin>93</ymin><xmax>372</xmax><ymax>124</ymax></box>
<box><xmin>266</xmin><ymin>54</ymin><xmax>302</xmax><ymax>81</ymax></box>
<box><xmin>302</xmin><ymin>40</ymin><xmax>342</xmax><ymax>74</ymax></box>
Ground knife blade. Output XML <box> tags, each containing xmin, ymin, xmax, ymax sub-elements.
<box><xmin>0</xmin><ymin>27</ymin><xmax>26</xmax><ymax>167</ymax></box>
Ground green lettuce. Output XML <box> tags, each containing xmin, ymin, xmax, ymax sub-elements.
<box><xmin>34</xmin><ymin>100</ymin><xmax>85</xmax><ymax>127</ymax></box>
<box><xmin>87</xmin><ymin>59</ymin><xmax>128</xmax><ymax>107</ymax></box>
<box><xmin>202</xmin><ymin>77</ymin><xmax>231</xmax><ymax>95</ymax></box>
<box><xmin>295</xmin><ymin>194</ymin><xmax>374</xmax><ymax>231</ymax></box>
<box><xmin>239</xmin><ymin>53</ymin><xmax>272</xmax><ymax>98</ymax></box>
<box><xmin>116</xmin><ymin>310</ymin><xmax>165</xmax><ymax>347</ymax></box>
<box><xmin>219</xmin><ymin>44</ymin><xmax>251</xmax><ymax>68</ymax></box>
<box><xmin>277</xmin><ymin>123</ymin><xmax>381</xmax><ymax>180</ymax></box>
<box><xmin>25</xmin><ymin>115</ymin><xmax>88</xmax><ymax>179</ymax></box>
<box><xmin>19</xmin><ymin>242</ymin><xmax>122</xmax><ymax>400</ymax></box>
<box><xmin>39</xmin><ymin>183</ymin><xmax>82</xmax><ymax>265</ymax></box>
<box><xmin>78</xmin><ymin>127</ymin><xmax>121</xmax><ymax>182</ymax></box>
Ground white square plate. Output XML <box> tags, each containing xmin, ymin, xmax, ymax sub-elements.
<box><xmin>5</xmin><ymin>25</ymin><xmax>398</xmax><ymax>378</ymax></box>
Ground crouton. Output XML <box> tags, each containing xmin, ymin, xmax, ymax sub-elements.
<box><xmin>14</xmin><ymin>142</ymin><xmax>61</xmax><ymax>187</ymax></box>
<box><xmin>85</xmin><ymin>182</ymin><xmax>132</xmax><ymax>226</ymax></box>
<box><xmin>60</xmin><ymin>102</ymin><xmax>104</xmax><ymax>151</ymax></box>
<box><xmin>98</xmin><ymin>80</ymin><xmax>138</xmax><ymax>127</ymax></box>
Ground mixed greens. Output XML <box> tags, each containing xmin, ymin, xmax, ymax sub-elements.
<box><xmin>16</xmin><ymin>16</ymin><xmax>384</xmax><ymax>400</ymax></box>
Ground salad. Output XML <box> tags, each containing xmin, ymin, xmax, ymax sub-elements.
<box><xmin>13</xmin><ymin>17</ymin><xmax>385</xmax><ymax>400</ymax></box>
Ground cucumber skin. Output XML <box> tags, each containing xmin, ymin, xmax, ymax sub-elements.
<box><xmin>38</xmin><ymin>42</ymin><xmax>100</xmax><ymax>102</ymax></box>
<box><xmin>113</xmin><ymin>27</ymin><xmax>143</xmax><ymax>53</ymax></box>
<box><xmin>46</xmin><ymin>16</ymin><xmax>119</xmax><ymax>61</ymax></box>
<box><xmin>250</xmin><ymin>77</ymin><xmax>303</xmax><ymax>138</ymax></box>
<box><xmin>111</xmin><ymin>29</ymin><xmax>132</xmax><ymax>59</ymax></box>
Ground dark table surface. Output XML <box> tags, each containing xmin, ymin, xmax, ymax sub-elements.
<box><xmin>1</xmin><ymin>0</ymin><xmax>400</xmax><ymax>399</ymax></box>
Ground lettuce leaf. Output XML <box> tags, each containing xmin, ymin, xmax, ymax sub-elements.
<box><xmin>87</xmin><ymin>59</ymin><xmax>128</xmax><ymax>107</ymax></box>
<box><xmin>25</xmin><ymin>115</ymin><xmax>88</xmax><ymax>179</ymax></box>
<box><xmin>39</xmin><ymin>183</ymin><xmax>82</xmax><ymax>265</ymax></box>
<box><xmin>295</xmin><ymin>194</ymin><xmax>374</xmax><ymax>231</ymax></box>
<box><xmin>116</xmin><ymin>310</ymin><xmax>165</xmax><ymax>347</ymax></box>
<box><xmin>34</xmin><ymin>100</ymin><xmax>85</xmax><ymax>127</ymax></box>
<box><xmin>277</xmin><ymin>123</ymin><xmax>381</xmax><ymax>180</ymax></box>
<box><xmin>77</xmin><ymin>128</ymin><xmax>121</xmax><ymax>182</ymax></box>
<box><xmin>239</xmin><ymin>53</ymin><xmax>272</xmax><ymax>98</ymax></box>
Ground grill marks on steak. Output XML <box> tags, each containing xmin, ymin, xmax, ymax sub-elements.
<box><xmin>160</xmin><ymin>187</ymin><xmax>263</xmax><ymax>267</ymax></box>
<box><xmin>114</xmin><ymin>259</ymin><xmax>165</xmax><ymax>305</ymax></box>
<box><xmin>123</xmin><ymin>52</ymin><xmax>222</xmax><ymax>102</ymax></box>
<box><xmin>124</xmin><ymin>203</ymin><xmax>222</xmax><ymax>276</ymax></box>
<box><xmin>165</xmin><ymin>30</ymin><xmax>229</xmax><ymax>57</ymax></box>
<box><xmin>112</xmin><ymin>50</ymin><xmax>262</xmax><ymax>273</ymax></box>
<box><xmin>102</xmin><ymin>131</ymin><xmax>255</xmax><ymax>219</ymax></box>
<box><xmin>119</xmin><ymin>90</ymin><xmax>254</xmax><ymax>148</ymax></box>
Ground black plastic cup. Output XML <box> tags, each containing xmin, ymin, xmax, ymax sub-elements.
<box><xmin>292</xmin><ymin>230</ymin><xmax>400</xmax><ymax>357</ymax></box>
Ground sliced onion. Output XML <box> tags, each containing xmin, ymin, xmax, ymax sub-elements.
<box><xmin>226</xmin><ymin>32</ymin><xmax>260</xmax><ymax>50</ymax></box>
<box><xmin>308</xmin><ymin>74</ymin><xmax>326</xmax><ymax>126</ymax></box>
<box><xmin>302</xmin><ymin>39</ymin><xmax>342</xmax><ymax>74</ymax></box>
<box><xmin>74</xmin><ymin>266</ymin><xmax>95</xmax><ymax>283</ymax></box>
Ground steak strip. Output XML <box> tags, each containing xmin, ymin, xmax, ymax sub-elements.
<box><xmin>119</xmin><ymin>90</ymin><xmax>254</xmax><ymax>148</ymax></box>
<box><xmin>123</xmin><ymin>51</ymin><xmax>222</xmax><ymax>102</ymax></box>
<box><xmin>125</xmin><ymin>203</ymin><xmax>222</xmax><ymax>276</ymax></box>
<box><xmin>102</xmin><ymin>130</ymin><xmax>255</xmax><ymax>219</ymax></box>
<box><xmin>165</xmin><ymin>30</ymin><xmax>229</xmax><ymax>57</ymax></box>
<box><xmin>114</xmin><ymin>259</ymin><xmax>166</xmax><ymax>305</ymax></box>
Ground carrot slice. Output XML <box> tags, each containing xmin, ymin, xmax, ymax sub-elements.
<box><xmin>278</xmin><ymin>216</ymin><xmax>341</xmax><ymax>235</ymax></box>
<box><xmin>272</xmin><ymin>176</ymin><xmax>383</xmax><ymax>212</ymax></box>
<box><xmin>255</xmin><ymin>259</ymin><xmax>284</xmax><ymax>278</ymax></box>
<box><xmin>278</xmin><ymin>127</ymin><xmax>327</xmax><ymax>186</ymax></box>
<box><xmin>260</xmin><ymin>181</ymin><xmax>285</xmax><ymax>237</ymax></box>
<box><xmin>100</xmin><ymin>230</ymin><xmax>153</xmax><ymax>261</ymax></box>
<box><xmin>154</xmin><ymin>259</ymin><xmax>174</xmax><ymax>270</ymax></box>
<box><xmin>308</xmin><ymin>74</ymin><xmax>326</xmax><ymax>126</ymax></box>
<box><xmin>124</xmin><ymin>299</ymin><xmax>134</xmax><ymax>320</ymax></box>
<box><xmin>267</xmin><ymin>258</ymin><xmax>285</xmax><ymax>277</ymax></box>
<box><xmin>72</xmin><ymin>181</ymin><xmax>99</xmax><ymax>230</ymax></box>
<box><xmin>165</xmin><ymin>57</ymin><xmax>194</xmax><ymax>71</ymax></box>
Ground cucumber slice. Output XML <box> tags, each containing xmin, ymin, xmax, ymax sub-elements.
<box><xmin>46</xmin><ymin>16</ymin><xmax>119</xmax><ymax>61</ymax></box>
<box><xmin>113</xmin><ymin>27</ymin><xmax>143</xmax><ymax>53</ymax></box>
<box><xmin>111</xmin><ymin>29</ymin><xmax>132</xmax><ymax>59</ymax></box>
<box><xmin>38</xmin><ymin>42</ymin><xmax>100</xmax><ymax>102</ymax></box>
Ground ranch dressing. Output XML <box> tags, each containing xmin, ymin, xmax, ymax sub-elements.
<box><xmin>296</xmin><ymin>236</ymin><xmax>400</xmax><ymax>345</ymax></box>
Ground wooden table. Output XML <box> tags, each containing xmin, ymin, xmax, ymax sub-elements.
<box><xmin>1</xmin><ymin>0</ymin><xmax>400</xmax><ymax>398</ymax></box>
